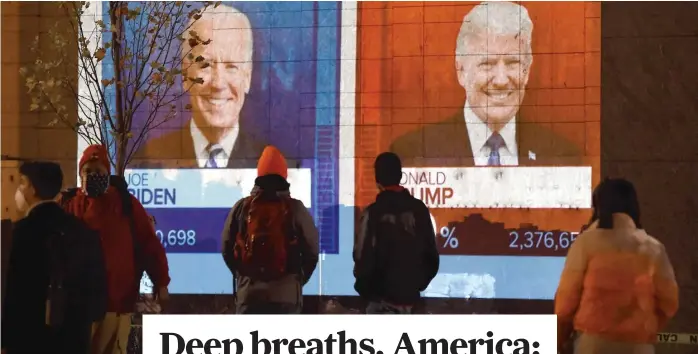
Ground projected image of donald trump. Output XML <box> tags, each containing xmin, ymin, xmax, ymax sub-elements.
<box><xmin>390</xmin><ymin>1</ymin><xmax>583</xmax><ymax>167</ymax></box>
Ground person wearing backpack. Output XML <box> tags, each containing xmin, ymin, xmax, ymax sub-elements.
<box><xmin>2</xmin><ymin>161</ymin><xmax>107</xmax><ymax>354</ymax></box>
<box><xmin>61</xmin><ymin>145</ymin><xmax>170</xmax><ymax>354</ymax></box>
<box><xmin>221</xmin><ymin>145</ymin><xmax>319</xmax><ymax>314</ymax></box>
<box><xmin>353</xmin><ymin>152</ymin><xmax>440</xmax><ymax>314</ymax></box>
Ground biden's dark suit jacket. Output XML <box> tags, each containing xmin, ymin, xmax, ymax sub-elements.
<box><xmin>390</xmin><ymin>111</ymin><xmax>584</xmax><ymax>168</ymax></box>
<box><xmin>132</xmin><ymin>120</ymin><xmax>268</xmax><ymax>169</ymax></box>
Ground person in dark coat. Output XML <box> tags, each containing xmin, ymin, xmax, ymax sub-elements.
<box><xmin>1</xmin><ymin>162</ymin><xmax>102</xmax><ymax>354</ymax></box>
<box><xmin>354</xmin><ymin>152</ymin><xmax>440</xmax><ymax>313</ymax></box>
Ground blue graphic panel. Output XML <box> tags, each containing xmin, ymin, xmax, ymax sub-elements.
<box><xmin>101</xmin><ymin>2</ymin><xmax>341</xmax><ymax>258</ymax></box>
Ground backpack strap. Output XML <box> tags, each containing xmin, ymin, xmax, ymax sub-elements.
<box><xmin>109</xmin><ymin>175</ymin><xmax>133</xmax><ymax>217</ymax></box>
<box><xmin>365</xmin><ymin>205</ymin><xmax>379</xmax><ymax>248</ymax></box>
<box><xmin>109</xmin><ymin>175</ymin><xmax>143</xmax><ymax>290</ymax></box>
<box><xmin>230</xmin><ymin>196</ymin><xmax>253</xmax><ymax>300</ymax></box>
<box><xmin>60</xmin><ymin>188</ymin><xmax>80</xmax><ymax>208</ymax></box>
<box><xmin>280</xmin><ymin>196</ymin><xmax>295</xmax><ymax>234</ymax></box>
<box><xmin>235</xmin><ymin>196</ymin><xmax>254</xmax><ymax>242</ymax></box>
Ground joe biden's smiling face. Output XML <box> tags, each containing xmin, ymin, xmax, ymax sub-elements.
<box><xmin>185</xmin><ymin>16</ymin><xmax>252</xmax><ymax>133</ymax></box>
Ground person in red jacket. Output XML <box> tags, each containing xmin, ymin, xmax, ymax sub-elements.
<box><xmin>62</xmin><ymin>145</ymin><xmax>170</xmax><ymax>354</ymax></box>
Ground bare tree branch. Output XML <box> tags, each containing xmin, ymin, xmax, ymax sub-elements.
<box><xmin>21</xmin><ymin>1</ymin><xmax>220</xmax><ymax>175</ymax></box>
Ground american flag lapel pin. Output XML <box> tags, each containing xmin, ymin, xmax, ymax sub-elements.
<box><xmin>528</xmin><ymin>151</ymin><xmax>536</xmax><ymax>161</ymax></box>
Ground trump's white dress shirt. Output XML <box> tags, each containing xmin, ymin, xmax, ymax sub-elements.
<box><xmin>464</xmin><ymin>105</ymin><xmax>519</xmax><ymax>166</ymax></box>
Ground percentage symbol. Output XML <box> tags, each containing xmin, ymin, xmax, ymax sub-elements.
<box><xmin>439</xmin><ymin>227</ymin><xmax>459</xmax><ymax>248</ymax></box>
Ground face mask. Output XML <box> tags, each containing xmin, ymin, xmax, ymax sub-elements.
<box><xmin>14</xmin><ymin>188</ymin><xmax>27</xmax><ymax>212</ymax></box>
<box><xmin>85</xmin><ymin>174</ymin><xmax>110</xmax><ymax>197</ymax></box>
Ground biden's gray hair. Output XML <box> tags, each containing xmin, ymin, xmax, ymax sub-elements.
<box><xmin>180</xmin><ymin>4</ymin><xmax>253</xmax><ymax>64</ymax></box>
<box><xmin>455</xmin><ymin>1</ymin><xmax>533</xmax><ymax>66</ymax></box>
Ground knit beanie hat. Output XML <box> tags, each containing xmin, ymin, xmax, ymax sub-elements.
<box><xmin>79</xmin><ymin>144</ymin><xmax>111</xmax><ymax>173</ymax></box>
<box><xmin>257</xmin><ymin>145</ymin><xmax>288</xmax><ymax>179</ymax></box>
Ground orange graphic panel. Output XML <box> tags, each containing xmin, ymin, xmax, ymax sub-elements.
<box><xmin>355</xmin><ymin>1</ymin><xmax>601</xmax><ymax>256</ymax></box>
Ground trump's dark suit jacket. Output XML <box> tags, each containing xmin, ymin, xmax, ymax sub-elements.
<box><xmin>390</xmin><ymin>111</ymin><xmax>584</xmax><ymax>168</ymax></box>
<box><xmin>132</xmin><ymin>120</ymin><xmax>267</xmax><ymax>169</ymax></box>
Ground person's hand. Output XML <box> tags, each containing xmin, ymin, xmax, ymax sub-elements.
<box><xmin>154</xmin><ymin>286</ymin><xmax>170</xmax><ymax>312</ymax></box>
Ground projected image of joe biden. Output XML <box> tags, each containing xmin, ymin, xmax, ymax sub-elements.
<box><xmin>136</xmin><ymin>4</ymin><xmax>265</xmax><ymax>169</ymax></box>
<box><xmin>391</xmin><ymin>1</ymin><xmax>583</xmax><ymax>167</ymax></box>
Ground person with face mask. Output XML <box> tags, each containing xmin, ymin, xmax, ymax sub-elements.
<box><xmin>2</xmin><ymin>161</ymin><xmax>105</xmax><ymax>354</ymax></box>
<box><xmin>61</xmin><ymin>144</ymin><xmax>171</xmax><ymax>354</ymax></box>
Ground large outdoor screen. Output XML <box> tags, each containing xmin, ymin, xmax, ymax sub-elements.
<box><xmin>78</xmin><ymin>1</ymin><xmax>600</xmax><ymax>300</ymax></box>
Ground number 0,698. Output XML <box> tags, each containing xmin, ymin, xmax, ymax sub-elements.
<box><xmin>155</xmin><ymin>229</ymin><xmax>196</xmax><ymax>247</ymax></box>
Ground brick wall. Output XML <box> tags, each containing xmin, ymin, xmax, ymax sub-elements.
<box><xmin>601</xmin><ymin>1</ymin><xmax>698</xmax><ymax>345</ymax></box>
<box><xmin>1</xmin><ymin>1</ymin><xmax>78</xmax><ymax>220</ymax></box>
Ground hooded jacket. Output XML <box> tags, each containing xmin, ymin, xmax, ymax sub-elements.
<box><xmin>66</xmin><ymin>144</ymin><xmax>169</xmax><ymax>314</ymax></box>
<box><xmin>62</xmin><ymin>187</ymin><xmax>170</xmax><ymax>313</ymax></box>
<box><xmin>2</xmin><ymin>202</ymin><xmax>102</xmax><ymax>354</ymax></box>
<box><xmin>354</xmin><ymin>186</ymin><xmax>440</xmax><ymax>306</ymax></box>
<box><xmin>221</xmin><ymin>146</ymin><xmax>319</xmax><ymax>312</ymax></box>
<box><xmin>555</xmin><ymin>213</ymin><xmax>678</xmax><ymax>352</ymax></box>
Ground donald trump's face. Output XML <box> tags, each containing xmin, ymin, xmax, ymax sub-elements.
<box><xmin>457</xmin><ymin>32</ymin><xmax>531</xmax><ymax>129</ymax></box>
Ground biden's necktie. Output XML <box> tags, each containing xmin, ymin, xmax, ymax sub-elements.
<box><xmin>205</xmin><ymin>144</ymin><xmax>225</xmax><ymax>168</ymax></box>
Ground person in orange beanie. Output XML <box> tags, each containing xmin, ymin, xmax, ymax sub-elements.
<box><xmin>256</xmin><ymin>145</ymin><xmax>288</xmax><ymax>179</ymax></box>
<box><xmin>61</xmin><ymin>144</ymin><xmax>170</xmax><ymax>354</ymax></box>
<box><xmin>221</xmin><ymin>145</ymin><xmax>318</xmax><ymax>314</ymax></box>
